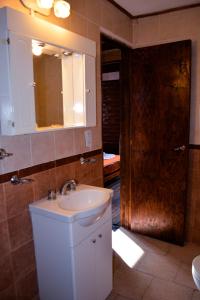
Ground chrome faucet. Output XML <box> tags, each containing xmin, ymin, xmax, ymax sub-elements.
<box><xmin>60</xmin><ymin>179</ymin><xmax>77</xmax><ymax>195</ymax></box>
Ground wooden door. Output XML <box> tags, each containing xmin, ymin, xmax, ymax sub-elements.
<box><xmin>121</xmin><ymin>40</ymin><xmax>191</xmax><ymax>245</ymax></box>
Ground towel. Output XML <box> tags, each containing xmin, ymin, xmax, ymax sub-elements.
<box><xmin>103</xmin><ymin>152</ymin><xmax>115</xmax><ymax>159</ymax></box>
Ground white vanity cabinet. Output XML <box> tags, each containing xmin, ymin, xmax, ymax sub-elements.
<box><xmin>29</xmin><ymin>194</ymin><xmax>112</xmax><ymax>300</ymax></box>
<box><xmin>72</xmin><ymin>221</ymin><xmax>112</xmax><ymax>300</ymax></box>
<box><xmin>0</xmin><ymin>31</ymin><xmax>36</xmax><ymax>135</ymax></box>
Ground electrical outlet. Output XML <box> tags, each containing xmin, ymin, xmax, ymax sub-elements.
<box><xmin>84</xmin><ymin>130</ymin><xmax>92</xmax><ymax>148</ymax></box>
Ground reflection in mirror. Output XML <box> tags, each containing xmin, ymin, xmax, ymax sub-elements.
<box><xmin>32</xmin><ymin>40</ymin><xmax>85</xmax><ymax>129</ymax></box>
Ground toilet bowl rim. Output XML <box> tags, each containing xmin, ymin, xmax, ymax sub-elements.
<box><xmin>192</xmin><ymin>265</ymin><xmax>200</xmax><ymax>280</ymax></box>
<box><xmin>192</xmin><ymin>255</ymin><xmax>200</xmax><ymax>274</ymax></box>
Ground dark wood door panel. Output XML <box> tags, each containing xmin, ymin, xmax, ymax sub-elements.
<box><xmin>131</xmin><ymin>178</ymin><xmax>185</xmax><ymax>244</ymax></box>
<box><xmin>127</xmin><ymin>40</ymin><xmax>191</xmax><ymax>245</ymax></box>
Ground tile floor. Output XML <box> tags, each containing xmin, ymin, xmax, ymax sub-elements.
<box><xmin>107</xmin><ymin>227</ymin><xmax>200</xmax><ymax>300</ymax></box>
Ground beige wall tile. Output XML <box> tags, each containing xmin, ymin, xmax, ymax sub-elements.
<box><xmin>0</xmin><ymin>0</ymin><xmax>133</xmax><ymax>177</ymax></box>
<box><xmin>55</xmin><ymin>162</ymin><xmax>76</xmax><ymax>190</ymax></box>
<box><xmin>100</xmin><ymin>0</ymin><xmax>113</xmax><ymax>32</ymax></box>
<box><xmin>86</xmin><ymin>20</ymin><xmax>100</xmax><ymax>43</ymax></box>
<box><xmin>183</xmin><ymin>7</ymin><xmax>200</xmax><ymax>37</ymax></box>
<box><xmin>112</xmin><ymin>7</ymin><xmax>132</xmax><ymax>42</ymax></box>
<box><xmin>70</xmin><ymin>11</ymin><xmax>87</xmax><ymax>36</ymax></box>
<box><xmin>16</xmin><ymin>269</ymin><xmax>38</xmax><ymax>300</ymax></box>
<box><xmin>186</xmin><ymin>149</ymin><xmax>200</xmax><ymax>243</ymax></box>
<box><xmin>7</xmin><ymin>210</ymin><xmax>33</xmax><ymax>250</ymax></box>
<box><xmin>0</xmin><ymin>284</ymin><xmax>16</xmax><ymax>300</ymax></box>
<box><xmin>0</xmin><ymin>221</ymin><xmax>10</xmax><ymax>258</ymax></box>
<box><xmin>85</xmin><ymin>0</ymin><xmax>101</xmax><ymax>25</ymax></box>
<box><xmin>70</xmin><ymin>0</ymin><xmax>86</xmax><ymax>16</ymax></box>
<box><xmin>74</xmin><ymin>128</ymin><xmax>88</xmax><ymax>154</ymax></box>
<box><xmin>159</xmin><ymin>11</ymin><xmax>188</xmax><ymax>41</ymax></box>
<box><xmin>54</xmin><ymin>129</ymin><xmax>75</xmax><ymax>160</ymax></box>
<box><xmin>0</xmin><ymin>135</ymin><xmax>32</xmax><ymax>173</ymax></box>
<box><xmin>0</xmin><ymin>184</ymin><xmax>6</xmax><ymax>222</ymax></box>
<box><xmin>33</xmin><ymin>169</ymin><xmax>56</xmax><ymax>201</ymax></box>
<box><xmin>133</xmin><ymin>8</ymin><xmax>200</xmax><ymax>145</ymax></box>
<box><xmin>11</xmin><ymin>241</ymin><xmax>35</xmax><ymax>280</ymax></box>
<box><xmin>75</xmin><ymin>154</ymin><xmax>103</xmax><ymax>184</ymax></box>
<box><xmin>0</xmin><ymin>255</ymin><xmax>13</xmax><ymax>292</ymax></box>
<box><xmin>89</xmin><ymin>176</ymin><xmax>104</xmax><ymax>188</ymax></box>
<box><xmin>4</xmin><ymin>180</ymin><xmax>35</xmax><ymax>219</ymax></box>
<box><xmin>134</xmin><ymin>16</ymin><xmax>159</xmax><ymax>46</ymax></box>
<box><xmin>90</xmin><ymin>127</ymin><xmax>102</xmax><ymax>150</ymax></box>
<box><xmin>31</xmin><ymin>132</ymin><xmax>55</xmax><ymax>165</ymax></box>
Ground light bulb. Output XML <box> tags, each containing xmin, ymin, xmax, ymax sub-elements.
<box><xmin>54</xmin><ymin>0</ymin><xmax>70</xmax><ymax>18</ymax></box>
<box><xmin>32</xmin><ymin>45</ymin><xmax>43</xmax><ymax>56</ymax></box>
<box><xmin>73</xmin><ymin>103</ymin><xmax>83</xmax><ymax>113</ymax></box>
<box><xmin>37</xmin><ymin>0</ymin><xmax>54</xmax><ymax>9</ymax></box>
<box><xmin>32</xmin><ymin>40</ymin><xmax>43</xmax><ymax>56</ymax></box>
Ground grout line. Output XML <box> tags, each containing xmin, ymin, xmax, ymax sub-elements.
<box><xmin>29</xmin><ymin>134</ymin><xmax>33</xmax><ymax>167</ymax></box>
<box><xmin>172</xmin><ymin>260</ymin><xmax>182</xmax><ymax>281</ymax></box>
<box><xmin>141</xmin><ymin>275</ymin><xmax>154</xmax><ymax>300</ymax></box>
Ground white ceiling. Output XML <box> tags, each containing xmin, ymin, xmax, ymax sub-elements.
<box><xmin>113</xmin><ymin>0</ymin><xmax>200</xmax><ymax>17</ymax></box>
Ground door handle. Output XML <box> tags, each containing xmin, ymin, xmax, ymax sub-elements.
<box><xmin>174</xmin><ymin>145</ymin><xmax>186</xmax><ymax>152</ymax></box>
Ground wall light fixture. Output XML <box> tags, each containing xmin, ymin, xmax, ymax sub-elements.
<box><xmin>32</xmin><ymin>40</ymin><xmax>45</xmax><ymax>56</ymax></box>
<box><xmin>20</xmin><ymin>0</ymin><xmax>70</xmax><ymax>18</ymax></box>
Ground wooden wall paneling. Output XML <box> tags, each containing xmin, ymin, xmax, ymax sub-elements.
<box><xmin>102</xmin><ymin>62</ymin><xmax>121</xmax><ymax>154</ymax></box>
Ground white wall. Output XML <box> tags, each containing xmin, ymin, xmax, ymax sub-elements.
<box><xmin>132</xmin><ymin>7</ymin><xmax>200</xmax><ymax>144</ymax></box>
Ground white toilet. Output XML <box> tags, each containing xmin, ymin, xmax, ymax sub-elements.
<box><xmin>192</xmin><ymin>255</ymin><xmax>200</xmax><ymax>290</ymax></box>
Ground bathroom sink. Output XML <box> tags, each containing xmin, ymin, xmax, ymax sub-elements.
<box><xmin>58</xmin><ymin>189</ymin><xmax>109</xmax><ymax>211</ymax></box>
<box><xmin>29</xmin><ymin>184</ymin><xmax>113</xmax><ymax>226</ymax></box>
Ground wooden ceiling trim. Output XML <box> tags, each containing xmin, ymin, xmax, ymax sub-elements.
<box><xmin>107</xmin><ymin>0</ymin><xmax>133</xmax><ymax>18</ymax></box>
<box><xmin>107</xmin><ymin>1</ymin><xmax>200</xmax><ymax>19</ymax></box>
<box><xmin>135</xmin><ymin>3</ymin><xmax>200</xmax><ymax>19</ymax></box>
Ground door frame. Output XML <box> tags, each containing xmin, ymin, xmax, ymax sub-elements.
<box><xmin>100</xmin><ymin>33</ymin><xmax>132</xmax><ymax>227</ymax></box>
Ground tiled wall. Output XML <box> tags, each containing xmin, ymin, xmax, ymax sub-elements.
<box><xmin>0</xmin><ymin>0</ymin><xmax>132</xmax><ymax>298</ymax></box>
<box><xmin>0</xmin><ymin>0</ymin><xmax>132</xmax><ymax>175</ymax></box>
<box><xmin>187</xmin><ymin>149</ymin><xmax>200</xmax><ymax>244</ymax></box>
<box><xmin>0</xmin><ymin>153</ymin><xmax>103</xmax><ymax>299</ymax></box>
<box><xmin>132</xmin><ymin>7</ymin><xmax>200</xmax><ymax>145</ymax></box>
<box><xmin>132</xmin><ymin>7</ymin><xmax>200</xmax><ymax>244</ymax></box>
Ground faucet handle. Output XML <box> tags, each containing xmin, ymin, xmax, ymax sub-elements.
<box><xmin>60</xmin><ymin>179</ymin><xmax>77</xmax><ymax>195</ymax></box>
<box><xmin>47</xmin><ymin>189</ymin><xmax>57</xmax><ymax>200</ymax></box>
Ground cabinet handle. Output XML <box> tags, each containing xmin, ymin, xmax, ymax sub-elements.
<box><xmin>92</xmin><ymin>239</ymin><xmax>96</xmax><ymax>244</ymax></box>
<box><xmin>98</xmin><ymin>234</ymin><xmax>102</xmax><ymax>238</ymax></box>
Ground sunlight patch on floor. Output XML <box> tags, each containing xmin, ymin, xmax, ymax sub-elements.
<box><xmin>112</xmin><ymin>228</ymin><xmax>144</xmax><ymax>268</ymax></box>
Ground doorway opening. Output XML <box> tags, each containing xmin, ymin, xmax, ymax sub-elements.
<box><xmin>101</xmin><ymin>34</ymin><xmax>127</xmax><ymax>229</ymax></box>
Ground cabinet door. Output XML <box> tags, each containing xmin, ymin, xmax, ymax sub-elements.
<box><xmin>96</xmin><ymin>221</ymin><xmax>113</xmax><ymax>300</ymax></box>
<box><xmin>85</xmin><ymin>54</ymin><xmax>96</xmax><ymax>127</ymax></box>
<box><xmin>8</xmin><ymin>32</ymin><xmax>36</xmax><ymax>134</ymax></box>
<box><xmin>72</xmin><ymin>233</ymin><xmax>96</xmax><ymax>300</ymax></box>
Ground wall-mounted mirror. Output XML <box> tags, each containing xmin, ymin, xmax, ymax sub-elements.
<box><xmin>0</xmin><ymin>7</ymin><xmax>96</xmax><ymax>135</ymax></box>
<box><xmin>32</xmin><ymin>41</ymin><xmax>85</xmax><ymax>130</ymax></box>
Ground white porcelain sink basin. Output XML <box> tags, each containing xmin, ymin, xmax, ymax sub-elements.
<box><xmin>58</xmin><ymin>189</ymin><xmax>109</xmax><ymax>211</ymax></box>
<box><xmin>29</xmin><ymin>184</ymin><xmax>113</xmax><ymax>226</ymax></box>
